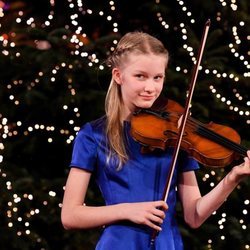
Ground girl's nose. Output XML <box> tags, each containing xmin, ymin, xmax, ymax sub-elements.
<box><xmin>143</xmin><ymin>80</ymin><xmax>155</xmax><ymax>92</ymax></box>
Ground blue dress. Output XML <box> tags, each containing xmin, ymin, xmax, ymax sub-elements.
<box><xmin>70</xmin><ymin>116</ymin><xmax>199</xmax><ymax>250</ymax></box>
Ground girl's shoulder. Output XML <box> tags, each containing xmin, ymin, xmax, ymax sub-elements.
<box><xmin>77</xmin><ymin>115</ymin><xmax>107</xmax><ymax>140</ymax></box>
<box><xmin>89</xmin><ymin>115</ymin><xmax>107</xmax><ymax>130</ymax></box>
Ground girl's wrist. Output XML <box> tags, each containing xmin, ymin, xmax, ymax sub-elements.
<box><xmin>227</xmin><ymin>166</ymin><xmax>243</xmax><ymax>185</ymax></box>
<box><xmin>116</xmin><ymin>203</ymin><xmax>129</xmax><ymax>221</ymax></box>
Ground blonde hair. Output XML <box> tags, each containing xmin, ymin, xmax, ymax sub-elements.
<box><xmin>105</xmin><ymin>31</ymin><xmax>169</xmax><ymax>168</ymax></box>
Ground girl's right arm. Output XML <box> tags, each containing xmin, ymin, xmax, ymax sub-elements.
<box><xmin>61</xmin><ymin>167</ymin><xmax>167</xmax><ymax>231</ymax></box>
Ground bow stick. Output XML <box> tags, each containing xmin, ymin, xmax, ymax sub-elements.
<box><xmin>150</xmin><ymin>19</ymin><xmax>211</xmax><ymax>246</ymax></box>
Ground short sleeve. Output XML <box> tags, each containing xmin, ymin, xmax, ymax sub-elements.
<box><xmin>70</xmin><ymin>123</ymin><xmax>97</xmax><ymax>172</ymax></box>
<box><xmin>178</xmin><ymin>150</ymin><xmax>200</xmax><ymax>172</ymax></box>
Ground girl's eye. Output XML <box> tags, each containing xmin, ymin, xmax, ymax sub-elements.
<box><xmin>154</xmin><ymin>75</ymin><xmax>164</xmax><ymax>81</ymax></box>
<box><xmin>135</xmin><ymin>74</ymin><xmax>145</xmax><ymax>79</ymax></box>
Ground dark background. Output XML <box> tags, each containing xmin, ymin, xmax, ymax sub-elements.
<box><xmin>0</xmin><ymin>1</ymin><xmax>249</xmax><ymax>249</ymax></box>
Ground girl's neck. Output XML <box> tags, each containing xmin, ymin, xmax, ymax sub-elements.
<box><xmin>121</xmin><ymin>104</ymin><xmax>134</xmax><ymax>122</ymax></box>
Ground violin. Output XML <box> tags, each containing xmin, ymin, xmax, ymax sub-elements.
<box><xmin>131</xmin><ymin>98</ymin><xmax>248</xmax><ymax>167</ymax></box>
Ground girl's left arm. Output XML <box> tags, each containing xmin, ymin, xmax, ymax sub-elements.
<box><xmin>178</xmin><ymin>150</ymin><xmax>250</xmax><ymax>228</ymax></box>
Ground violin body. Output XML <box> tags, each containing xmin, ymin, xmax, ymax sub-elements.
<box><xmin>131</xmin><ymin>99</ymin><xmax>247</xmax><ymax>167</ymax></box>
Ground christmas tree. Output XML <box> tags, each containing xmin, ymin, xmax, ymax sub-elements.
<box><xmin>0</xmin><ymin>0</ymin><xmax>249</xmax><ymax>249</ymax></box>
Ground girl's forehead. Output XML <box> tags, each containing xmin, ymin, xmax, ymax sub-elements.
<box><xmin>127</xmin><ymin>52</ymin><xmax>166</xmax><ymax>60</ymax></box>
<box><xmin>122</xmin><ymin>53</ymin><xmax>167</xmax><ymax>69</ymax></box>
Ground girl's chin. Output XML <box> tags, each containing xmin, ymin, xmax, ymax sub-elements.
<box><xmin>136</xmin><ymin>101</ymin><xmax>154</xmax><ymax>109</ymax></box>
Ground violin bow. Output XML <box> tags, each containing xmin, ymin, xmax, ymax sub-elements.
<box><xmin>150</xmin><ymin>19</ymin><xmax>211</xmax><ymax>246</ymax></box>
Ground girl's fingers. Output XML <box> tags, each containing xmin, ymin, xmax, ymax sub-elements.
<box><xmin>154</xmin><ymin>200</ymin><xmax>168</xmax><ymax>211</ymax></box>
<box><xmin>147</xmin><ymin>219</ymin><xmax>163</xmax><ymax>231</ymax></box>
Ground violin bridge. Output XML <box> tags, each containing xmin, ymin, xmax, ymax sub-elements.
<box><xmin>177</xmin><ymin>115</ymin><xmax>183</xmax><ymax>129</ymax></box>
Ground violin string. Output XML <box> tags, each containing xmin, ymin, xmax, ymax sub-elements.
<box><xmin>187</xmin><ymin>117</ymin><xmax>247</xmax><ymax>155</ymax></box>
<box><xmin>168</xmin><ymin>112</ymin><xmax>247</xmax><ymax>156</ymax></box>
<box><xmin>186</xmin><ymin>117</ymin><xmax>247</xmax><ymax>155</ymax></box>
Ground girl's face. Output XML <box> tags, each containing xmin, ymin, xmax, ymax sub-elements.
<box><xmin>112</xmin><ymin>53</ymin><xmax>167</xmax><ymax>120</ymax></box>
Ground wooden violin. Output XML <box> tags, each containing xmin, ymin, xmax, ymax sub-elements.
<box><xmin>131</xmin><ymin>98</ymin><xmax>248</xmax><ymax>167</ymax></box>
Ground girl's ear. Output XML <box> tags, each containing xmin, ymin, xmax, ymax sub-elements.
<box><xmin>112</xmin><ymin>68</ymin><xmax>122</xmax><ymax>85</ymax></box>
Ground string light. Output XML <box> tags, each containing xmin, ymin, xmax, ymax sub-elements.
<box><xmin>154</xmin><ymin>0</ymin><xmax>249</xmax><ymax>125</ymax></box>
<box><xmin>0</xmin><ymin>0</ymin><xmax>249</xmax><ymax>248</ymax></box>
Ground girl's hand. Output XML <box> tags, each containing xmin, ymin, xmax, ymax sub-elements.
<box><xmin>121</xmin><ymin>200</ymin><xmax>168</xmax><ymax>231</ymax></box>
<box><xmin>229</xmin><ymin>150</ymin><xmax>250</xmax><ymax>183</ymax></box>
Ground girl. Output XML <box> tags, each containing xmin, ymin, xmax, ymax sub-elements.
<box><xmin>61</xmin><ymin>32</ymin><xmax>250</xmax><ymax>250</ymax></box>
